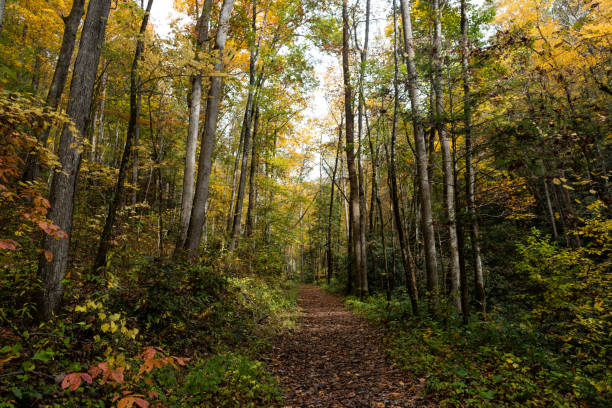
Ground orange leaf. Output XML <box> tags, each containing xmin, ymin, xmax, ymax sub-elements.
<box><xmin>117</xmin><ymin>396</ymin><xmax>150</xmax><ymax>408</ymax></box>
<box><xmin>44</xmin><ymin>250</ymin><xmax>53</xmax><ymax>262</ymax></box>
<box><xmin>61</xmin><ymin>373</ymin><xmax>83</xmax><ymax>391</ymax></box>
<box><xmin>111</xmin><ymin>367</ymin><xmax>125</xmax><ymax>384</ymax></box>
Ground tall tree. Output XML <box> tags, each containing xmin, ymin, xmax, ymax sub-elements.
<box><xmin>22</xmin><ymin>0</ymin><xmax>87</xmax><ymax>181</ymax></box>
<box><xmin>356</xmin><ymin>0</ymin><xmax>371</xmax><ymax>297</ymax></box>
<box><xmin>399</xmin><ymin>0</ymin><xmax>439</xmax><ymax>309</ymax></box>
<box><xmin>342</xmin><ymin>0</ymin><xmax>366</xmax><ymax>297</ymax></box>
<box><xmin>327</xmin><ymin>120</ymin><xmax>343</xmax><ymax>284</ymax></box>
<box><xmin>389</xmin><ymin>0</ymin><xmax>418</xmax><ymax>314</ymax></box>
<box><xmin>461</xmin><ymin>0</ymin><xmax>485</xmax><ymax>313</ymax></box>
<box><xmin>38</xmin><ymin>0</ymin><xmax>114</xmax><ymax>320</ymax></box>
<box><xmin>432</xmin><ymin>0</ymin><xmax>461</xmax><ymax>311</ymax></box>
<box><xmin>93</xmin><ymin>0</ymin><xmax>154</xmax><ymax>272</ymax></box>
<box><xmin>184</xmin><ymin>0</ymin><xmax>236</xmax><ymax>257</ymax></box>
<box><xmin>245</xmin><ymin>106</ymin><xmax>261</xmax><ymax>237</ymax></box>
<box><xmin>177</xmin><ymin>0</ymin><xmax>214</xmax><ymax>248</ymax></box>
<box><xmin>229</xmin><ymin>0</ymin><xmax>265</xmax><ymax>251</ymax></box>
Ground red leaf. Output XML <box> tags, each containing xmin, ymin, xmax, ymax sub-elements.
<box><xmin>88</xmin><ymin>366</ymin><xmax>102</xmax><ymax>379</ymax></box>
<box><xmin>81</xmin><ymin>373</ymin><xmax>93</xmax><ymax>384</ymax></box>
<box><xmin>133</xmin><ymin>398</ymin><xmax>150</xmax><ymax>408</ymax></box>
<box><xmin>111</xmin><ymin>367</ymin><xmax>125</xmax><ymax>384</ymax></box>
<box><xmin>0</xmin><ymin>240</ymin><xmax>18</xmax><ymax>250</ymax></box>
<box><xmin>117</xmin><ymin>397</ymin><xmax>151</xmax><ymax>408</ymax></box>
<box><xmin>61</xmin><ymin>373</ymin><xmax>83</xmax><ymax>391</ymax></box>
<box><xmin>44</xmin><ymin>250</ymin><xmax>53</xmax><ymax>262</ymax></box>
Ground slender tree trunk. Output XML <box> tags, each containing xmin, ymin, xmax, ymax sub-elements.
<box><xmin>389</xmin><ymin>0</ymin><xmax>418</xmax><ymax>314</ymax></box>
<box><xmin>22</xmin><ymin>0</ymin><xmax>86</xmax><ymax>181</ymax></box>
<box><xmin>327</xmin><ymin>121</ymin><xmax>342</xmax><ymax>284</ymax></box>
<box><xmin>432</xmin><ymin>0</ymin><xmax>461</xmax><ymax>311</ymax></box>
<box><xmin>178</xmin><ymin>0</ymin><xmax>213</xmax><ymax>248</ymax></box>
<box><xmin>449</xmin><ymin>68</ymin><xmax>469</xmax><ymax>323</ymax></box>
<box><xmin>226</xmin><ymin>129</ymin><xmax>245</xmax><ymax>233</ymax></box>
<box><xmin>356</xmin><ymin>0</ymin><xmax>371</xmax><ymax>297</ymax></box>
<box><xmin>246</xmin><ymin>107</ymin><xmax>260</xmax><ymax>237</ymax></box>
<box><xmin>38</xmin><ymin>0</ymin><xmax>113</xmax><ymax>320</ymax></box>
<box><xmin>132</xmin><ymin>93</ymin><xmax>142</xmax><ymax>205</ymax></box>
<box><xmin>342</xmin><ymin>0</ymin><xmax>365</xmax><ymax>298</ymax></box>
<box><xmin>184</xmin><ymin>0</ymin><xmax>236</xmax><ymax>257</ymax></box>
<box><xmin>0</xmin><ymin>0</ymin><xmax>6</xmax><ymax>34</ymax></box>
<box><xmin>93</xmin><ymin>0</ymin><xmax>154</xmax><ymax>272</ymax></box>
<box><xmin>461</xmin><ymin>0</ymin><xmax>485</xmax><ymax>314</ymax></box>
<box><xmin>229</xmin><ymin>0</ymin><xmax>263</xmax><ymax>250</ymax></box>
<box><xmin>399</xmin><ymin>0</ymin><xmax>439</xmax><ymax>310</ymax></box>
<box><xmin>92</xmin><ymin>71</ymin><xmax>107</xmax><ymax>163</ymax></box>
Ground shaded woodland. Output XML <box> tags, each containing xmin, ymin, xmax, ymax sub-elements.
<box><xmin>0</xmin><ymin>0</ymin><xmax>610</xmax><ymax>406</ymax></box>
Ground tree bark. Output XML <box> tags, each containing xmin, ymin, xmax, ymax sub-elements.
<box><xmin>432</xmin><ymin>0</ymin><xmax>461</xmax><ymax>311</ymax></box>
<box><xmin>390</xmin><ymin>0</ymin><xmax>418</xmax><ymax>314</ymax></box>
<box><xmin>93</xmin><ymin>0</ymin><xmax>154</xmax><ymax>272</ymax></box>
<box><xmin>399</xmin><ymin>0</ymin><xmax>439</xmax><ymax>310</ymax></box>
<box><xmin>245</xmin><ymin>107</ymin><xmax>260</xmax><ymax>237</ymax></box>
<box><xmin>0</xmin><ymin>0</ymin><xmax>6</xmax><ymax>34</ymax></box>
<box><xmin>461</xmin><ymin>0</ymin><xmax>485</xmax><ymax>314</ymax></box>
<box><xmin>92</xmin><ymin>71</ymin><xmax>107</xmax><ymax>163</ymax></box>
<box><xmin>184</xmin><ymin>0</ymin><xmax>236</xmax><ymax>257</ymax></box>
<box><xmin>132</xmin><ymin>92</ymin><xmax>142</xmax><ymax>205</ymax></box>
<box><xmin>178</xmin><ymin>0</ymin><xmax>213</xmax><ymax>248</ymax></box>
<box><xmin>38</xmin><ymin>0</ymin><xmax>113</xmax><ymax>320</ymax></box>
<box><xmin>229</xmin><ymin>0</ymin><xmax>264</xmax><ymax>250</ymax></box>
<box><xmin>342</xmin><ymin>0</ymin><xmax>365</xmax><ymax>298</ymax></box>
<box><xmin>356</xmin><ymin>0</ymin><xmax>371</xmax><ymax>297</ymax></box>
<box><xmin>327</xmin><ymin>121</ymin><xmax>342</xmax><ymax>284</ymax></box>
<box><xmin>22</xmin><ymin>0</ymin><xmax>86</xmax><ymax>181</ymax></box>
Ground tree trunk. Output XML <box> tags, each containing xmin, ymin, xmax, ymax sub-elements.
<box><xmin>448</xmin><ymin>66</ymin><xmax>469</xmax><ymax>323</ymax></box>
<box><xmin>92</xmin><ymin>71</ymin><xmax>107</xmax><ymax>163</ymax></box>
<box><xmin>246</xmin><ymin>107</ymin><xmax>260</xmax><ymax>237</ymax></box>
<box><xmin>132</xmin><ymin>92</ymin><xmax>142</xmax><ymax>205</ymax></box>
<box><xmin>327</xmin><ymin>121</ymin><xmax>342</xmax><ymax>284</ymax></box>
<box><xmin>356</xmin><ymin>0</ymin><xmax>371</xmax><ymax>297</ymax></box>
<box><xmin>226</xmin><ymin>128</ymin><xmax>245</xmax><ymax>234</ymax></box>
<box><xmin>229</xmin><ymin>0</ymin><xmax>263</xmax><ymax>250</ymax></box>
<box><xmin>399</xmin><ymin>0</ymin><xmax>439</xmax><ymax>310</ymax></box>
<box><xmin>432</xmin><ymin>0</ymin><xmax>461</xmax><ymax>311</ymax></box>
<box><xmin>22</xmin><ymin>0</ymin><xmax>86</xmax><ymax>181</ymax></box>
<box><xmin>461</xmin><ymin>0</ymin><xmax>485</xmax><ymax>314</ymax></box>
<box><xmin>38</xmin><ymin>0</ymin><xmax>113</xmax><ymax>320</ymax></box>
<box><xmin>177</xmin><ymin>0</ymin><xmax>213</xmax><ymax>248</ymax></box>
<box><xmin>93</xmin><ymin>0</ymin><xmax>154</xmax><ymax>272</ymax></box>
<box><xmin>0</xmin><ymin>0</ymin><xmax>6</xmax><ymax>34</ymax></box>
<box><xmin>184</xmin><ymin>0</ymin><xmax>236</xmax><ymax>257</ymax></box>
<box><xmin>389</xmin><ymin>0</ymin><xmax>418</xmax><ymax>314</ymax></box>
<box><xmin>342</xmin><ymin>0</ymin><xmax>365</xmax><ymax>298</ymax></box>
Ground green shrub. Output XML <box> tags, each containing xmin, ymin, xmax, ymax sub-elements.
<box><xmin>154</xmin><ymin>352</ymin><xmax>281</xmax><ymax>407</ymax></box>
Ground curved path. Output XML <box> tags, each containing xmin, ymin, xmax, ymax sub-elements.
<box><xmin>268</xmin><ymin>285</ymin><xmax>432</xmax><ymax>407</ymax></box>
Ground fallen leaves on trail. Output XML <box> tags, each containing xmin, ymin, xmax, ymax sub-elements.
<box><xmin>267</xmin><ymin>286</ymin><xmax>434</xmax><ymax>407</ymax></box>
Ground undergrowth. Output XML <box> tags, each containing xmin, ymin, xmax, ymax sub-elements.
<box><xmin>0</xmin><ymin>258</ymin><xmax>298</xmax><ymax>407</ymax></box>
<box><xmin>343</xmin><ymin>227</ymin><xmax>610</xmax><ymax>408</ymax></box>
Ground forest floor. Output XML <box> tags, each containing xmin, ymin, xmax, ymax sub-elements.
<box><xmin>267</xmin><ymin>285</ymin><xmax>435</xmax><ymax>408</ymax></box>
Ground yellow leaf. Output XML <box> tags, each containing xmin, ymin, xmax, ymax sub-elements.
<box><xmin>101</xmin><ymin>323</ymin><xmax>110</xmax><ymax>333</ymax></box>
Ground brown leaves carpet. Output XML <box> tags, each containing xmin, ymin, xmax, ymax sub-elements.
<box><xmin>267</xmin><ymin>285</ymin><xmax>433</xmax><ymax>408</ymax></box>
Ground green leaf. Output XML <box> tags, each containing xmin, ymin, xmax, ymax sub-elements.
<box><xmin>479</xmin><ymin>389</ymin><xmax>495</xmax><ymax>399</ymax></box>
<box><xmin>12</xmin><ymin>387</ymin><xmax>23</xmax><ymax>399</ymax></box>
<box><xmin>32</xmin><ymin>349</ymin><xmax>54</xmax><ymax>362</ymax></box>
<box><xmin>22</xmin><ymin>360</ymin><xmax>35</xmax><ymax>371</ymax></box>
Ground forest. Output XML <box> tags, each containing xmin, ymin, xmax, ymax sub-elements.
<box><xmin>0</xmin><ymin>0</ymin><xmax>610</xmax><ymax>406</ymax></box>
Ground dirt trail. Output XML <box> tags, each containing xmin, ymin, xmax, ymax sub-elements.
<box><xmin>268</xmin><ymin>285</ymin><xmax>432</xmax><ymax>408</ymax></box>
